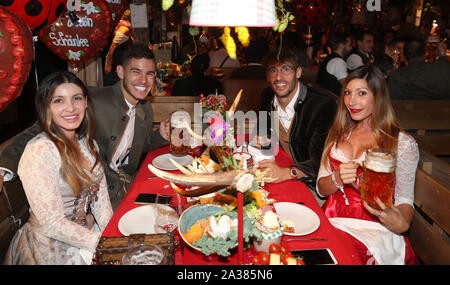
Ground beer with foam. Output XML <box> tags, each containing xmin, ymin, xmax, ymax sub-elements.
<box><xmin>169</xmin><ymin>110</ymin><xmax>191</xmax><ymax>156</ymax></box>
<box><xmin>360</xmin><ymin>150</ymin><xmax>396</xmax><ymax>210</ymax></box>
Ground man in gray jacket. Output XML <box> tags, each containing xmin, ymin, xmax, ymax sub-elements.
<box><xmin>0</xmin><ymin>44</ymin><xmax>169</xmax><ymax>209</ymax></box>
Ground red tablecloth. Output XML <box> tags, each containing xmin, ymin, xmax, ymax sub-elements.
<box><xmin>102</xmin><ymin>145</ymin><xmax>362</xmax><ymax>265</ymax></box>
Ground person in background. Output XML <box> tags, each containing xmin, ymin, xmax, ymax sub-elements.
<box><xmin>316</xmin><ymin>66</ymin><xmax>419</xmax><ymax>265</ymax></box>
<box><xmin>311</xmin><ymin>32</ymin><xmax>332</xmax><ymax>66</ymax></box>
<box><xmin>388</xmin><ymin>39</ymin><xmax>450</xmax><ymax>100</ymax></box>
<box><xmin>105</xmin><ymin>10</ymin><xmax>133</xmax><ymax>75</ymax></box>
<box><xmin>231</xmin><ymin>37</ymin><xmax>269</xmax><ymax>79</ymax></box>
<box><xmin>256</xmin><ymin>46</ymin><xmax>338</xmax><ymax>205</ymax></box>
<box><xmin>171</xmin><ymin>53</ymin><xmax>222</xmax><ymax>96</ymax></box>
<box><xmin>209</xmin><ymin>38</ymin><xmax>241</xmax><ymax>69</ymax></box>
<box><xmin>3</xmin><ymin>71</ymin><xmax>113</xmax><ymax>265</ymax></box>
<box><xmin>0</xmin><ymin>44</ymin><xmax>170</xmax><ymax>210</ymax></box>
<box><xmin>347</xmin><ymin>31</ymin><xmax>375</xmax><ymax>71</ymax></box>
<box><xmin>374</xmin><ymin>53</ymin><xmax>395</xmax><ymax>79</ymax></box>
<box><xmin>316</xmin><ymin>34</ymin><xmax>353</xmax><ymax>96</ymax></box>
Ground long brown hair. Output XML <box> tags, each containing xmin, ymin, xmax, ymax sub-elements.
<box><xmin>320</xmin><ymin>65</ymin><xmax>400</xmax><ymax>170</ymax></box>
<box><xmin>35</xmin><ymin>71</ymin><xmax>101</xmax><ymax>196</ymax></box>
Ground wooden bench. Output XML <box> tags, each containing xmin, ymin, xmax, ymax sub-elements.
<box><xmin>146</xmin><ymin>96</ymin><xmax>198</xmax><ymax>129</ymax></box>
<box><xmin>407</xmin><ymin>150</ymin><xmax>450</xmax><ymax>264</ymax></box>
<box><xmin>392</xmin><ymin>100</ymin><xmax>450</xmax><ymax>156</ymax></box>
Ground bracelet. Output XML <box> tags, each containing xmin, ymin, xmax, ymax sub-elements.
<box><xmin>331</xmin><ymin>170</ymin><xmax>343</xmax><ymax>190</ymax></box>
<box><xmin>331</xmin><ymin>170</ymin><xmax>349</xmax><ymax>205</ymax></box>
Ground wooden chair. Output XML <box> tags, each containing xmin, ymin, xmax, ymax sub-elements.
<box><xmin>222</xmin><ymin>78</ymin><xmax>270</xmax><ymax>113</ymax></box>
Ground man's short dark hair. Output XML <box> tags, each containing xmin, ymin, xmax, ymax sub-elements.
<box><xmin>330</xmin><ymin>34</ymin><xmax>349</xmax><ymax>51</ymax></box>
<box><xmin>119</xmin><ymin>43</ymin><xmax>156</xmax><ymax>66</ymax></box>
<box><xmin>355</xmin><ymin>30</ymin><xmax>374</xmax><ymax>42</ymax></box>
<box><xmin>404</xmin><ymin>39</ymin><xmax>425</xmax><ymax>61</ymax></box>
<box><xmin>263</xmin><ymin>46</ymin><xmax>299</xmax><ymax>69</ymax></box>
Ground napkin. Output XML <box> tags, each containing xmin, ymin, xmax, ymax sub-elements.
<box><xmin>235</xmin><ymin>145</ymin><xmax>275</xmax><ymax>163</ymax></box>
<box><xmin>329</xmin><ymin>217</ymin><xmax>405</xmax><ymax>265</ymax></box>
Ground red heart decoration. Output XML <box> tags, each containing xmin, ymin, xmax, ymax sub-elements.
<box><xmin>0</xmin><ymin>7</ymin><xmax>34</xmax><ymax>112</ymax></box>
<box><xmin>0</xmin><ymin>0</ymin><xmax>67</xmax><ymax>31</ymax></box>
<box><xmin>106</xmin><ymin>0</ymin><xmax>129</xmax><ymax>28</ymax></box>
<box><xmin>38</xmin><ymin>0</ymin><xmax>112</xmax><ymax>66</ymax></box>
<box><xmin>296</xmin><ymin>0</ymin><xmax>327</xmax><ymax>26</ymax></box>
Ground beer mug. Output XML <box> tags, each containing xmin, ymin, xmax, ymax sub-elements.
<box><xmin>360</xmin><ymin>149</ymin><xmax>396</xmax><ymax>210</ymax></box>
<box><xmin>169</xmin><ymin>110</ymin><xmax>191</xmax><ymax>157</ymax></box>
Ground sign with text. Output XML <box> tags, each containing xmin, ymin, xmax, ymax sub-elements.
<box><xmin>38</xmin><ymin>0</ymin><xmax>112</xmax><ymax>65</ymax></box>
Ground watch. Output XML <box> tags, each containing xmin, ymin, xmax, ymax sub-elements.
<box><xmin>289</xmin><ymin>167</ymin><xmax>299</xmax><ymax>180</ymax></box>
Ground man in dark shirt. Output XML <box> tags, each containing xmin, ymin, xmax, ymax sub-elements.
<box><xmin>346</xmin><ymin>31</ymin><xmax>375</xmax><ymax>71</ymax></box>
<box><xmin>388</xmin><ymin>39</ymin><xmax>450</xmax><ymax>100</ymax></box>
<box><xmin>316</xmin><ymin>34</ymin><xmax>352</xmax><ymax>96</ymax></box>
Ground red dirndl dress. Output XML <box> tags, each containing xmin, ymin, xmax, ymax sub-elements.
<box><xmin>322</xmin><ymin>152</ymin><xmax>419</xmax><ymax>265</ymax></box>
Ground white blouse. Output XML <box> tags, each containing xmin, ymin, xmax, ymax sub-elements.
<box><xmin>316</xmin><ymin>131</ymin><xmax>419</xmax><ymax>207</ymax></box>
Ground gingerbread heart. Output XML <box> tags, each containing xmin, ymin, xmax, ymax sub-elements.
<box><xmin>0</xmin><ymin>6</ymin><xmax>34</xmax><ymax>112</ymax></box>
<box><xmin>38</xmin><ymin>0</ymin><xmax>112</xmax><ymax>66</ymax></box>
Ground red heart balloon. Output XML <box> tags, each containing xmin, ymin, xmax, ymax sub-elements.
<box><xmin>106</xmin><ymin>0</ymin><xmax>129</xmax><ymax>28</ymax></box>
<box><xmin>0</xmin><ymin>0</ymin><xmax>66</xmax><ymax>31</ymax></box>
<box><xmin>38</xmin><ymin>0</ymin><xmax>112</xmax><ymax>66</ymax></box>
<box><xmin>296</xmin><ymin>0</ymin><xmax>327</xmax><ymax>26</ymax></box>
<box><xmin>0</xmin><ymin>7</ymin><xmax>34</xmax><ymax>112</ymax></box>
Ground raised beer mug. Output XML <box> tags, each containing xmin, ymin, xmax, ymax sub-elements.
<box><xmin>169</xmin><ymin>110</ymin><xmax>192</xmax><ymax>157</ymax></box>
<box><xmin>360</xmin><ymin>149</ymin><xmax>396</xmax><ymax>210</ymax></box>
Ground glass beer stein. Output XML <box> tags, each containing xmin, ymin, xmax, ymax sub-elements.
<box><xmin>360</xmin><ymin>149</ymin><xmax>396</xmax><ymax>210</ymax></box>
<box><xmin>169</xmin><ymin>110</ymin><xmax>192</xmax><ymax>157</ymax></box>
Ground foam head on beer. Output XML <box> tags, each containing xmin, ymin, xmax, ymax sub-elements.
<box><xmin>170</xmin><ymin>110</ymin><xmax>191</xmax><ymax>128</ymax></box>
<box><xmin>364</xmin><ymin>151</ymin><xmax>396</xmax><ymax>173</ymax></box>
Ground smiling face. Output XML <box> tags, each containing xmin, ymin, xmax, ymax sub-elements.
<box><xmin>343</xmin><ymin>78</ymin><xmax>375</xmax><ymax>124</ymax></box>
<box><xmin>358</xmin><ymin>34</ymin><xmax>374</xmax><ymax>54</ymax></box>
<box><xmin>117</xmin><ymin>57</ymin><xmax>156</xmax><ymax>105</ymax></box>
<box><xmin>266</xmin><ymin>61</ymin><xmax>302</xmax><ymax>102</ymax></box>
<box><xmin>49</xmin><ymin>83</ymin><xmax>87</xmax><ymax>140</ymax></box>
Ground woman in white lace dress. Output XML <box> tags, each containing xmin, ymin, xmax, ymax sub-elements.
<box><xmin>3</xmin><ymin>71</ymin><xmax>113</xmax><ymax>265</ymax></box>
<box><xmin>316</xmin><ymin>66</ymin><xmax>419</xmax><ymax>265</ymax></box>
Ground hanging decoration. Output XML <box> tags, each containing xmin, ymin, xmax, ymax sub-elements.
<box><xmin>220</xmin><ymin>27</ymin><xmax>236</xmax><ymax>59</ymax></box>
<box><xmin>273</xmin><ymin>0</ymin><xmax>295</xmax><ymax>33</ymax></box>
<box><xmin>38</xmin><ymin>0</ymin><xmax>112</xmax><ymax>66</ymax></box>
<box><xmin>105</xmin><ymin>0</ymin><xmax>128</xmax><ymax>28</ymax></box>
<box><xmin>0</xmin><ymin>6</ymin><xmax>34</xmax><ymax>112</ymax></box>
<box><xmin>296</xmin><ymin>0</ymin><xmax>327</xmax><ymax>26</ymax></box>
<box><xmin>0</xmin><ymin>0</ymin><xmax>66</xmax><ymax>32</ymax></box>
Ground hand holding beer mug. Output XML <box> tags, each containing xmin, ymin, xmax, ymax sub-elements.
<box><xmin>170</xmin><ymin>110</ymin><xmax>192</xmax><ymax>157</ymax></box>
<box><xmin>360</xmin><ymin>149</ymin><xmax>396</xmax><ymax>211</ymax></box>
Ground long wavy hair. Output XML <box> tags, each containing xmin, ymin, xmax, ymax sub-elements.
<box><xmin>35</xmin><ymin>71</ymin><xmax>101</xmax><ymax>196</ymax></box>
<box><xmin>320</xmin><ymin>65</ymin><xmax>400</xmax><ymax>170</ymax></box>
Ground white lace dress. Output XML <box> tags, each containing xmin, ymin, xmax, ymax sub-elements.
<box><xmin>3</xmin><ymin>133</ymin><xmax>113</xmax><ymax>265</ymax></box>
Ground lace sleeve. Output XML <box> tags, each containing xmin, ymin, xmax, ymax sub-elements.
<box><xmin>394</xmin><ymin>132</ymin><xmax>419</xmax><ymax>207</ymax></box>
<box><xmin>18</xmin><ymin>138</ymin><xmax>101</xmax><ymax>252</ymax></box>
<box><xmin>92</xmin><ymin>170</ymin><xmax>113</xmax><ymax>231</ymax></box>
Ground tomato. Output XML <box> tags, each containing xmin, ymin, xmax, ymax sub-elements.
<box><xmin>279</xmin><ymin>245</ymin><xmax>289</xmax><ymax>255</ymax></box>
<box><xmin>280</xmin><ymin>255</ymin><xmax>290</xmax><ymax>265</ymax></box>
<box><xmin>251</xmin><ymin>255</ymin><xmax>261</xmax><ymax>265</ymax></box>
<box><xmin>257</xmin><ymin>252</ymin><xmax>270</xmax><ymax>265</ymax></box>
<box><xmin>297</xmin><ymin>259</ymin><xmax>306</xmax><ymax>265</ymax></box>
<box><xmin>269</xmin><ymin>244</ymin><xmax>281</xmax><ymax>254</ymax></box>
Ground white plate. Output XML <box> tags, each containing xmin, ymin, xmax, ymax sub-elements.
<box><xmin>118</xmin><ymin>204</ymin><xmax>178</xmax><ymax>236</ymax></box>
<box><xmin>151</xmin><ymin>153</ymin><xmax>194</xmax><ymax>171</ymax></box>
<box><xmin>274</xmin><ymin>202</ymin><xmax>321</xmax><ymax>236</ymax></box>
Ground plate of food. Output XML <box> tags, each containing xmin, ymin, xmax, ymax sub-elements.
<box><xmin>118</xmin><ymin>204</ymin><xmax>178</xmax><ymax>236</ymax></box>
<box><xmin>273</xmin><ymin>202</ymin><xmax>320</xmax><ymax>236</ymax></box>
<box><xmin>152</xmin><ymin>153</ymin><xmax>194</xmax><ymax>171</ymax></box>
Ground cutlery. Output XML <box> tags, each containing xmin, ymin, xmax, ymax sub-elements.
<box><xmin>286</xmin><ymin>238</ymin><xmax>328</xmax><ymax>242</ymax></box>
